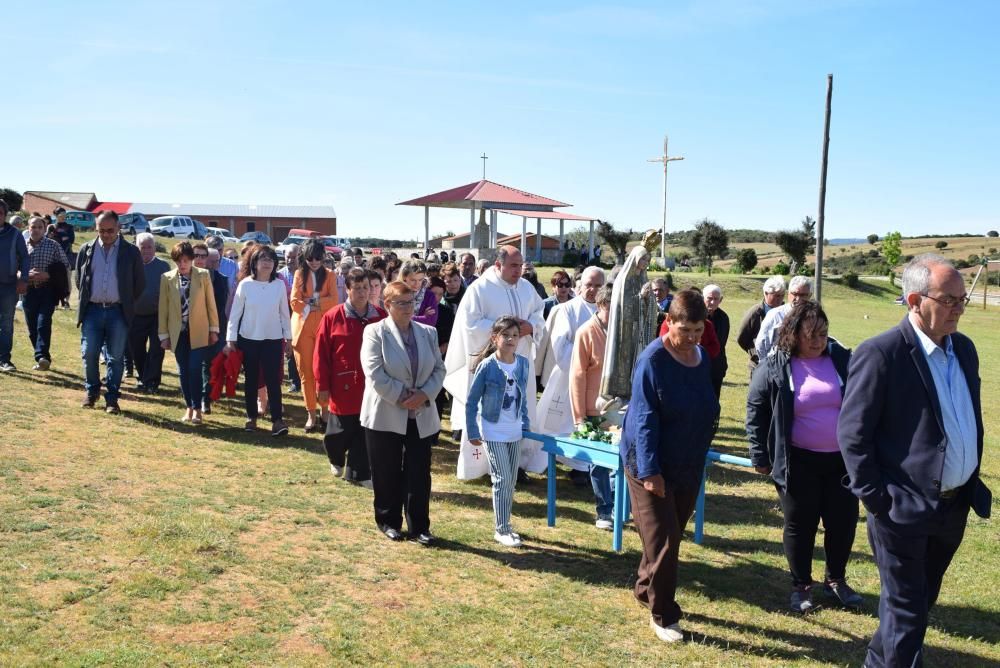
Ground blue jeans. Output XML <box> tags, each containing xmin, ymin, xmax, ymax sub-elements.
<box><xmin>81</xmin><ymin>303</ymin><xmax>128</xmax><ymax>403</ymax></box>
<box><xmin>0</xmin><ymin>282</ymin><xmax>18</xmax><ymax>365</ymax></box>
<box><xmin>174</xmin><ymin>330</ymin><xmax>208</xmax><ymax>409</ymax></box>
<box><xmin>590</xmin><ymin>464</ymin><xmax>615</xmax><ymax>519</ymax></box>
<box><xmin>22</xmin><ymin>286</ymin><xmax>56</xmax><ymax>362</ymax></box>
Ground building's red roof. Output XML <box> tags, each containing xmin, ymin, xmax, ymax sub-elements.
<box><xmin>497</xmin><ymin>232</ymin><xmax>562</xmax><ymax>249</ymax></box>
<box><xmin>496</xmin><ymin>209</ymin><xmax>596</xmax><ymax>221</ymax></box>
<box><xmin>91</xmin><ymin>201</ymin><xmax>132</xmax><ymax>214</ymax></box>
<box><xmin>398</xmin><ymin>180</ymin><xmax>570</xmax><ymax>209</ymax></box>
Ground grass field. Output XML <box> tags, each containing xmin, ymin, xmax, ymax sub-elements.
<box><xmin>1</xmin><ymin>255</ymin><xmax>997</xmax><ymax>665</ymax></box>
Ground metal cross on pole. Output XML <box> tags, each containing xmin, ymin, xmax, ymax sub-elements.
<box><xmin>481</xmin><ymin>153</ymin><xmax>488</xmax><ymax>179</ymax></box>
<box><xmin>647</xmin><ymin>135</ymin><xmax>684</xmax><ymax>261</ymax></box>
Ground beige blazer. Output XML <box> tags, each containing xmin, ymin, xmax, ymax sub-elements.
<box><xmin>360</xmin><ymin>318</ymin><xmax>445</xmax><ymax>438</ymax></box>
<box><xmin>158</xmin><ymin>266</ymin><xmax>220</xmax><ymax>350</ymax></box>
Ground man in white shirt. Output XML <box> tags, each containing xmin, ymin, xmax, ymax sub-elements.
<box><xmin>445</xmin><ymin>246</ymin><xmax>545</xmax><ymax>479</ymax></box>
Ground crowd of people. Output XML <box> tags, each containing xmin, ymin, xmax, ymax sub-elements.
<box><xmin>0</xmin><ymin>201</ymin><xmax>988</xmax><ymax>664</ymax></box>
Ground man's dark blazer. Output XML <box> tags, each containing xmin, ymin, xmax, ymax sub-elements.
<box><xmin>74</xmin><ymin>235</ymin><xmax>145</xmax><ymax>327</ymax></box>
<box><xmin>837</xmin><ymin>316</ymin><xmax>989</xmax><ymax>526</ymax></box>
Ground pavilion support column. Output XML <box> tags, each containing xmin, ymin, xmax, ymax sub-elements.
<box><xmin>490</xmin><ymin>210</ymin><xmax>497</xmax><ymax>247</ymax></box>
<box><xmin>469</xmin><ymin>205</ymin><xmax>476</xmax><ymax>251</ymax></box>
<box><xmin>424</xmin><ymin>206</ymin><xmax>429</xmax><ymax>252</ymax></box>
<box><xmin>536</xmin><ymin>217</ymin><xmax>542</xmax><ymax>263</ymax></box>
<box><xmin>559</xmin><ymin>219</ymin><xmax>564</xmax><ymax>250</ymax></box>
<box><xmin>588</xmin><ymin>220</ymin><xmax>595</xmax><ymax>263</ymax></box>
<box><xmin>521</xmin><ymin>217</ymin><xmax>527</xmax><ymax>257</ymax></box>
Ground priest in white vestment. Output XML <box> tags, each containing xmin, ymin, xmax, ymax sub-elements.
<box><xmin>445</xmin><ymin>246</ymin><xmax>546</xmax><ymax>479</ymax></box>
<box><xmin>536</xmin><ymin>267</ymin><xmax>606</xmax><ymax>470</ymax></box>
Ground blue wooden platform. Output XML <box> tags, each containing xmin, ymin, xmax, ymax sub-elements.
<box><xmin>524</xmin><ymin>431</ymin><xmax>754</xmax><ymax>551</ymax></box>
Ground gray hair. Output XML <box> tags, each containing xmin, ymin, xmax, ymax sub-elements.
<box><xmin>476</xmin><ymin>258</ymin><xmax>491</xmax><ymax>273</ymax></box>
<box><xmin>581</xmin><ymin>265</ymin><xmax>605</xmax><ymax>284</ymax></box>
<box><xmin>652</xmin><ymin>277</ymin><xmax>669</xmax><ymax>290</ymax></box>
<box><xmin>205</xmin><ymin>235</ymin><xmax>225</xmax><ymax>250</ymax></box>
<box><xmin>339</xmin><ymin>258</ymin><xmax>355</xmax><ymax>272</ymax></box>
<box><xmin>902</xmin><ymin>253</ymin><xmax>953</xmax><ymax>299</ymax></box>
<box><xmin>136</xmin><ymin>232</ymin><xmax>155</xmax><ymax>247</ymax></box>
<box><xmin>400</xmin><ymin>259</ymin><xmax>427</xmax><ymax>278</ymax></box>
<box><xmin>788</xmin><ymin>276</ymin><xmax>812</xmax><ymax>294</ymax></box>
<box><xmin>702</xmin><ymin>283</ymin><xmax>722</xmax><ymax>298</ymax></box>
<box><xmin>596</xmin><ymin>283</ymin><xmax>613</xmax><ymax>309</ymax></box>
<box><xmin>763</xmin><ymin>276</ymin><xmax>786</xmax><ymax>294</ymax></box>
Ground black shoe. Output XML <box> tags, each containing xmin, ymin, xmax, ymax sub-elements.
<box><xmin>135</xmin><ymin>383</ymin><xmax>148</xmax><ymax>393</ymax></box>
<box><xmin>271</xmin><ymin>420</ymin><xmax>289</xmax><ymax>437</ymax></box>
<box><xmin>415</xmin><ymin>531</ymin><xmax>434</xmax><ymax>546</ymax></box>
<box><xmin>451</xmin><ymin>429</ymin><xmax>462</xmax><ymax>442</ymax></box>
<box><xmin>381</xmin><ymin>526</ymin><xmax>404</xmax><ymax>541</ymax></box>
<box><xmin>517</xmin><ymin>468</ymin><xmax>530</xmax><ymax>484</ymax></box>
<box><xmin>790</xmin><ymin>585</ymin><xmax>818</xmax><ymax>614</ymax></box>
<box><xmin>105</xmin><ymin>403</ymin><xmax>121</xmax><ymax>415</ymax></box>
<box><xmin>823</xmin><ymin>579</ymin><xmax>863</xmax><ymax>608</ymax></box>
<box><xmin>568</xmin><ymin>469</ymin><xmax>590</xmax><ymax>487</ymax></box>
<box><xmin>81</xmin><ymin>396</ymin><xmax>98</xmax><ymax>408</ymax></box>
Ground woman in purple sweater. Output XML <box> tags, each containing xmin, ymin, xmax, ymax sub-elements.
<box><xmin>746</xmin><ymin>302</ymin><xmax>862</xmax><ymax>614</ymax></box>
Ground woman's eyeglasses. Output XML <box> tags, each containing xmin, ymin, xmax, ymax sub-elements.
<box><xmin>556</xmin><ymin>281</ymin><xmax>572</xmax><ymax>288</ymax></box>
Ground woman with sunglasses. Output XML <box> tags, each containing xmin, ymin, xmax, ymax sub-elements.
<box><xmin>290</xmin><ymin>239</ymin><xmax>338</xmax><ymax>432</ymax></box>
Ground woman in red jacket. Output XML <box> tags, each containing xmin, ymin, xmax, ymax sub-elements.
<box><xmin>314</xmin><ymin>267</ymin><xmax>387</xmax><ymax>486</ymax></box>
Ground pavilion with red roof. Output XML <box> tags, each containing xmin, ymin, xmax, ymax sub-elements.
<box><xmin>397</xmin><ymin>179</ymin><xmax>601</xmax><ymax>261</ymax></box>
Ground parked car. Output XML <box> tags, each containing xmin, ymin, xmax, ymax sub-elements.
<box><xmin>65</xmin><ymin>210</ymin><xmax>96</xmax><ymax>230</ymax></box>
<box><xmin>275</xmin><ymin>235</ymin><xmax>310</xmax><ymax>263</ymax></box>
<box><xmin>239</xmin><ymin>231</ymin><xmax>273</xmax><ymax>245</ymax></box>
<box><xmin>285</xmin><ymin>228</ymin><xmax>322</xmax><ymax>240</ymax></box>
<box><xmin>192</xmin><ymin>219</ymin><xmax>208</xmax><ymax>240</ymax></box>
<box><xmin>150</xmin><ymin>215</ymin><xmax>199</xmax><ymax>239</ymax></box>
<box><xmin>319</xmin><ymin>236</ymin><xmax>349</xmax><ymax>256</ymax></box>
<box><xmin>119</xmin><ymin>212</ymin><xmax>150</xmax><ymax>235</ymax></box>
<box><xmin>206</xmin><ymin>227</ymin><xmax>239</xmax><ymax>242</ymax></box>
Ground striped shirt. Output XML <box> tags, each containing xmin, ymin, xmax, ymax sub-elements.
<box><xmin>26</xmin><ymin>236</ymin><xmax>69</xmax><ymax>271</ymax></box>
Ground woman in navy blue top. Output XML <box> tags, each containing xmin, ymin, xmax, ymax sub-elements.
<box><xmin>620</xmin><ymin>288</ymin><xmax>720</xmax><ymax>643</ymax></box>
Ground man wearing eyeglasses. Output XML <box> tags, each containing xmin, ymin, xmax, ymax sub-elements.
<box><xmin>838</xmin><ymin>254</ymin><xmax>990</xmax><ymax>668</ymax></box>
<box><xmin>75</xmin><ymin>211</ymin><xmax>145</xmax><ymax>413</ymax></box>
<box><xmin>754</xmin><ymin>275</ymin><xmax>812</xmax><ymax>361</ymax></box>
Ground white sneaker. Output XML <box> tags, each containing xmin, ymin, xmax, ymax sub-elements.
<box><xmin>494</xmin><ymin>531</ymin><xmax>522</xmax><ymax>547</ymax></box>
<box><xmin>649</xmin><ymin>617</ymin><xmax>683</xmax><ymax>643</ymax></box>
<box><xmin>330</xmin><ymin>464</ymin><xmax>344</xmax><ymax>477</ymax></box>
<box><xmin>595</xmin><ymin>517</ymin><xmax>614</xmax><ymax>531</ymax></box>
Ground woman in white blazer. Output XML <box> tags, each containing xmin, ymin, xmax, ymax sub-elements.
<box><xmin>360</xmin><ymin>280</ymin><xmax>445</xmax><ymax>545</ymax></box>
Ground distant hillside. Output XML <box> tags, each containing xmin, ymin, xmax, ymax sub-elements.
<box><xmin>828</xmin><ymin>238</ymin><xmax>866</xmax><ymax>245</ymax></box>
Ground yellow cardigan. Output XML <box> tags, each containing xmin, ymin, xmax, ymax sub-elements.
<box><xmin>290</xmin><ymin>269</ymin><xmax>338</xmax><ymax>346</ymax></box>
<box><xmin>158</xmin><ymin>267</ymin><xmax>220</xmax><ymax>350</ymax></box>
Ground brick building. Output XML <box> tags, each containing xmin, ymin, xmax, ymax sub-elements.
<box><xmin>21</xmin><ymin>191</ymin><xmax>337</xmax><ymax>241</ymax></box>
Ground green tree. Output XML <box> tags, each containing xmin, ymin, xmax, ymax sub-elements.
<box><xmin>689</xmin><ymin>218</ymin><xmax>729</xmax><ymax>276</ymax></box>
<box><xmin>881</xmin><ymin>231</ymin><xmax>903</xmax><ymax>286</ymax></box>
<box><xmin>0</xmin><ymin>188</ymin><xmax>22</xmax><ymax>216</ymax></box>
<box><xmin>734</xmin><ymin>247</ymin><xmax>758</xmax><ymax>273</ymax></box>
<box><xmin>988</xmin><ymin>230</ymin><xmax>999</xmax><ymax>238</ymax></box>
<box><xmin>596</xmin><ymin>221</ymin><xmax>633</xmax><ymax>264</ymax></box>
<box><xmin>774</xmin><ymin>216</ymin><xmax>816</xmax><ymax>266</ymax></box>
<box><xmin>867</xmin><ymin>233</ymin><xmax>879</xmax><ymax>245</ymax></box>
<box><xmin>934</xmin><ymin>240</ymin><xmax>948</xmax><ymax>250</ymax></box>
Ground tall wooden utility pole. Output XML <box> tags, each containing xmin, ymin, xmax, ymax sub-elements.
<box><xmin>814</xmin><ymin>74</ymin><xmax>833</xmax><ymax>303</ymax></box>
<box><xmin>648</xmin><ymin>136</ymin><xmax>684</xmax><ymax>261</ymax></box>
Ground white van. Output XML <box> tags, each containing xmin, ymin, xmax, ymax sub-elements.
<box><xmin>150</xmin><ymin>216</ymin><xmax>199</xmax><ymax>239</ymax></box>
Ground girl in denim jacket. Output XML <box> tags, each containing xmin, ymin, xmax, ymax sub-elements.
<box><xmin>466</xmin><ymin>316</ymin><xmax>530</xmax><ymax>547</ymax></box>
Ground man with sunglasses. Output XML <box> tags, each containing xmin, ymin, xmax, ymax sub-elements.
<box><xmin>754</xmin><ymin>275</ymin><xmax>812</xmax><ymax>361</ymax></box>
<box><xmin>838</xmin><ymin>254</ymin><xmax>990</xmax><ymax>668</ymax></box>
<box><xmin>75</xmin><ymin>211</ymin><xmax>145</xmax><ymax>413</ymax></box>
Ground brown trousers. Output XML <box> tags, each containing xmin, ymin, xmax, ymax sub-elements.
<box><xmin>627</xmin><ymin>474</ymin><xmax>699</xmax><ymax>627</ymax></box>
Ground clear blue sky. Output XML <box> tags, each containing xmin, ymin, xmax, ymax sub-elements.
<box><xmin>4</xmin><ymin>1</ymin><xmax>998</xmax><ymax>240</ymax></box>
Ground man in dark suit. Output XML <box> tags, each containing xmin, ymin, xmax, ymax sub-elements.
<box><xmin>838</xmin><ymin>254</ymin><xmax>990</xmax><ymax>668</ymax></box>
